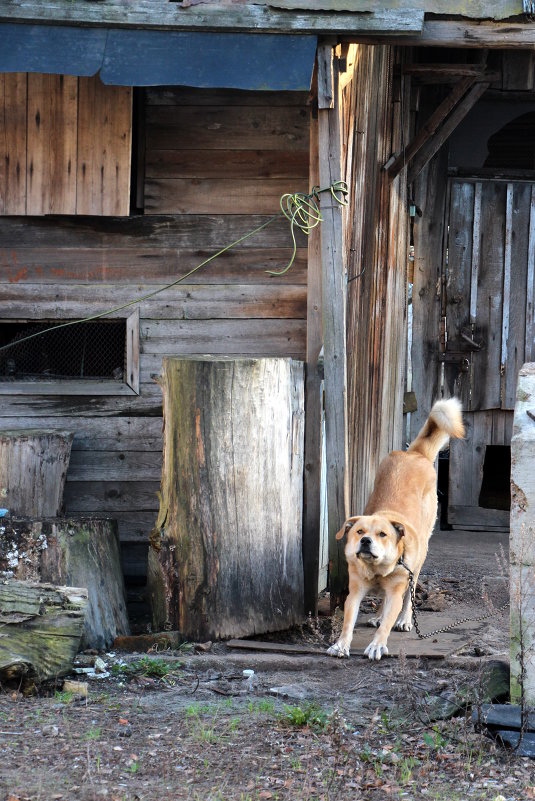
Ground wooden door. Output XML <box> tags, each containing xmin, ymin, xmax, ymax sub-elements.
<box><xmin>443</xmin><ymin>178</ymin><xmax>535</xmax><ymax>529</ymax></box>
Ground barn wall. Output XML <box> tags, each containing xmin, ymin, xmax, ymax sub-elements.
<box><xmin>0</xmin><ymin>87</ymin><xmax>309</xmax><ymax>598</ymax></box>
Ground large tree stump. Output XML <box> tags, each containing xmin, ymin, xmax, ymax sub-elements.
<box><xmin>0</xmin><ymin>579</ymin><xmax>87</xmax><ymax>684</ymax></box>
<box><xmin>0</xmin><ymin>429</ymin><xmax>73</xmax><ymax>516</ymax></box>
<box><xmin>0</xmin><ymin>517</ymin><xmax>129</xmax><ymax>650</ymax></box>
<box><xmin>148</xmin><ymin>357</ymin><xmax>305</xmax><ymax>640</ymax></box>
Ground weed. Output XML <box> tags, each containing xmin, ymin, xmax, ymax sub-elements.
<box><xmin>279</xmin><ymin>702</ymin><xmax>328</xmax><ymax>730</ymax></box>
<box><xmin>83</xmin><ymin>727</ymin><xmax>101</xmax><ymax>741</ymax></box>
<box><xmin>54</xmin><ymin>690</ymin><xmax>74</xmax><ymax>704</ymax></box>
<box><xmin>247</xmin><ymin>698</ymin><xmax>275</xmax><ymax>714</ymax></box>
<box><xmin>111</xmin><ymin>657</ymin><xmax>175</xmax><ymax>679</ymax></box>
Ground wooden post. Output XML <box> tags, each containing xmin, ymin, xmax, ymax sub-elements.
<box><xmin>0</xmin><ymin>580</ymin><xmax>87</xmax><ymax>685</ymax></box>
<box><xmin>147</xmin><ymin>357</ymin><xmax>305</xmax><ymax>640</ymax></box>
<box><xmin>0</xmin><ymin>517</ymin><xmax>130</xmax><ymax>650</ymax></box>
<box><xmin>302</xmin><ymin>83</ymin><xmax>323</xmax><ymax>616</ymax></box>
<box><xmin>317</xmin><ymin>43</ymin><xmax>349</xmax><ymax>608</ymax></box>
<box><xmin>0</xmin><ymin>429</ymin><xmax>73</xmax><ymax>516</ymax></box>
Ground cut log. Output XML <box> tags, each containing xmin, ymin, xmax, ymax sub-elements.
<box><xmin>0</xmin><ymin>517</ymin><xmax>130</xmax><ymax>650</ymax></box>
<box><xmin>0</xmin><ymin>579</ymin><xmax>87</xmax><ymax>684</ymax></box>
<box><xmin>148</xmin><ymin>356</ymin><xmax>305</xmax><ymax>641</ymax></box>
<box><xmin>0</xmin><ymin>429</ymin><xmax>74</xmax><ymax>516</ymax></box>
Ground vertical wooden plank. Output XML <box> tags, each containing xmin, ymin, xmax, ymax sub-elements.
<box><xmin>0</xmin><ymin>73</ymin><xmax>27</xmax><ymax>215</ymax></box>
<box><xmin>469</xmin><ymin>182</ymin><xmax>482</xmax><ymax>325</ymax></box>
<box><xmin>471</xmin><ymin>181</ymin><xmax>506</xmax><ymax>410</ymax></box>
<box><xmin>500</xmin><ymin>183</ymin><xmax>513</xmax><ymax>407</ymax></box>
<box><xmin>126</xmin><ymin>308</ymin><xmax>140</xmax><ymax>395</ymax></box>
<box><xmin>443</xmin><ymin>180</ymin><xmax>474</xmax><ymax>407</ymax></box>
<box><xmin>525</xmin><ymin>185</ymin><xmax>535</xmax><ymax>363</ymax></box>
<box><xmin>317</xmin><ymin>43</ymin><xmax>349</xmax><ymax>607</ymax></box>
<box><xmin>505</xmin><ymin>182</ymin><xmax>530</xmax><ymax>408</ymax></box>
<box><xmin>27</xmin><ymin>73</ymin><xmax>78</xmax><ymax>215</ymax></box>
<box><xmin>77</xmin><ymin>77</ymin><xmax>132</xmax><ymax>216</ymax></box>
<box><xmin>302</xmin><ymin>95</ymin><xmax>322</xmax><ymax>614</ymax></box>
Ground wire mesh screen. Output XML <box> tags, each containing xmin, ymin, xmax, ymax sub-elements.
<box><xmin>0</xmin><ymin>320</ymin><xmax>126</xmax><ymax>381</ymax></box>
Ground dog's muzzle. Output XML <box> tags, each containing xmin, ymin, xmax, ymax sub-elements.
<box><xmin>357</xmin><ymin>536</ymin><xmax>376</xmax><ymax>559</ymax></box>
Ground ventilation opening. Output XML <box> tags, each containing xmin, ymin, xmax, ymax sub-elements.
<box><xmin>0</xmin><ymin>320</ymin><xmax>126</xmax><ymax>382</ymax></box>
<box><xmin>478</xmin><ymin>445</ymin><xmax>511</xmax><ymax>511</ymax></box>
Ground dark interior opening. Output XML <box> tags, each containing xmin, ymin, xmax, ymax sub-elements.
<box><xmin>478</xmin><ymin>445</ymin><xmax>511</xmax><ymax>511</ymax></box>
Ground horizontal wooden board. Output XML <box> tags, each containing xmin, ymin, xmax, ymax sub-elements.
<box><xmin>140</xmin><ymin>318</ymin><xmax>306</xmax><ymax>357</ymax></box>
<box><xmin>0</xmin><ymin>415</ymin><xmax>162</xmax><ymax>448</ymax></box>
<box><xmin>145</xmin><ymin>88</ymin><xmax>309</xmax><ymax>107</ymax></box>
<box><xmin>0</xmin><ymin>247</ymin><xmax>307</xmax><ymax>285</ymax></box>
<box><xmin>0</xmin><ymin>393</ymin><xmax>162</xmax><ymax>417</ymax></box>
<box><xmin>64</xmin><ymin>480</ymin><xmax>161</xmax><ymax>512</ymax></box>
<box><xmin>59</xmin><ymin>511</ymin><xmax>156</xmax><ymax>543</ymax></box>
<box><xmin>448</xmin><ymin>505</ymin><xmax>510</xmax><ymax>529</ymax></box>
<box><xmin>144</xmin><ymin>178</ymin><xmax>308</xmax><ymax>215</ymax></box>
<box><xmin>67</xmin><ymin>450</ymin><xmax>162</xmax><ymax>482</ymax></box>
<box><xmin>0</xmin><ymin>380</ymin><xmax>139</xmax><ymax>397</ymax></box>
<box><xmin>146</xmin><ymin>106</ymin><xmax>309</xmax><ymax>151</ymax></box>
<box><xmin>145</xmin><ymin>149</ymin><xmax>309</xmax><ymax>180</ymax></box>
<box><xmin>0</xmin><ymin>214</ymin><xmax>307</xmax><ymax>249</ymax></box>
<box><xmin>3</xmin><ymin>283</ymin><xmax>306</xmax><ymax>320</ymax></box>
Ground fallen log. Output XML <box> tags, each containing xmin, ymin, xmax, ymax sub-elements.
<box><xmin>0</xmin><ymin>429</ymin><xmax>73</xmax><ymax>516</ymax></box>
<box><xmin>0</xmin><ymin>579</ymin><xmax>87</xmax><ymax>684</ymax></box>
<box><xmin>148</xmin><ymin>356</ymin><xmax>305</xmax><ymax>641</ymax></box>
<box><xmin>0</xmin><ymin>517</ymin><xmax>130</xmax><ymax>650</ymax></box>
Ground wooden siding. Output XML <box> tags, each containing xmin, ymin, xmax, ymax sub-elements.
<box><xmin>0</xmin><ymin>88</ymin><xmax>309</xmax><ymax>585</ymax></box>
<box><xmin>0</xmin><ymin>73</ymin><xmax>132</xmax><ymax>216</ymax></box>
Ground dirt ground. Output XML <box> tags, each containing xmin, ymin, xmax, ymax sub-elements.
<box><xmin>1</xmin><ymin>527</ymin><xmax>533</xmax><ymax>801</ymax></box>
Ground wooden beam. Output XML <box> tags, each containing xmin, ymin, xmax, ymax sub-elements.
<box><xmin>407</xmin><ymin>81</ymin><xmax>490</xmax><ymax>184</ymax></box>
<box><xmin>302</xmin><ymin>92</ymin><xmax>323</xmax><ymax>616</ymax></box>
<box><xmin>402</xmin><ymin>64</ymin><xmax>489</xmax><ymax>78</ymax></box>
<box><xmin>317</xmin><ymin>45</ymin><xmax>349</xmax><ymax>601</ymax></box>
<box><xmin>387</xmin><ymin>76</ymin><xmax>476</xmax><ymax>180</ymax></box>
<box><xmin>0</xmin><ymin>1</ymin><xmax>424</xmax><ymax>35</ymax></box>
<box><xmin>343</xmin><ymin>19</ymin><xmax>535</xmax><ymax>49</ymax></box>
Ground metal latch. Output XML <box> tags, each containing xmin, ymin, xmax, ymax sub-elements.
<box><xmin>438</xmin><ymin>352</ymin><xmax>471</xmax><ymax>372</ymax></box>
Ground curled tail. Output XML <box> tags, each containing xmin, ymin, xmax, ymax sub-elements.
<box><xmin>408</xmin><ymin>398</ymin><xmax>465</xmax><ymax>463</ymax></box>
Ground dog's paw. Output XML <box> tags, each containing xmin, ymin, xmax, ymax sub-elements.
<box><xmin>394</xmin><ymin>617</ymin><xmax>413</xmax><ymax>632</ymax></box>
<box><xmin>367</xmin><ymin>616</ymin><xmax>382</xmax><ymax>628</ymax></box>
<box><xmin>326</xmin><ymin>642</ymin><xmax>350</xmax><ymax>659</ymax></box>
<box><xmin>364</xmin><ymin>641</ymin><xmax>389</xmax><ymax>661</ymax></box>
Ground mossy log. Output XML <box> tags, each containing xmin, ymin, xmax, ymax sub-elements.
<box><xmin>0</xmin><ymin>580</ymin><xmax>87</xmax><ymax>683</ymax></box>
<box><xmin>0</xmin><ymin>517</ymin><xmax>129</xmax><ymax>650</ymax></box>
<box><xmin>0</xmin><ymin>429</ymin><xmax>73</xmax><ymax>516</ymax></box>
<box><xmin>148</xmin><ymin>357</ymin><xmax>305</xmax><ymax>641</ymax></box>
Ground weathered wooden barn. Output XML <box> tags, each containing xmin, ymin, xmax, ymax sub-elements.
<box><xmin>1</xmin><ymin>1</ymin><xmax>534</xmax><ymax>626</ymax></box>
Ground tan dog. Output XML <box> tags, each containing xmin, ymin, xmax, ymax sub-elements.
<box><xmin>327</xmin><ymin>398</ymin><xmax>464</xmax><ymax>661</ymax></box>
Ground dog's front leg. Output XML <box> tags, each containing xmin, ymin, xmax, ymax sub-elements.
<box><xmin>364</xmin><ymin>584</ymin><xmax>405</xmax><ymax>661</ymax></box>
<box><xmin>327</xmin><ymin>581</ymin><xmax>368</xmax><ymax>658</ymax></box>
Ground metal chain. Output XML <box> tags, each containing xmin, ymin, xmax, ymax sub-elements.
<box><xmin>398</xmin><ymin>556</ymin><xmax>508</xmax><ymax>640</ymax></box>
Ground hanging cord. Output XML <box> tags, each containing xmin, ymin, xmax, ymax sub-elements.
<box><xmin>266</xmin><ymin>180</ymin><xmax>349</xmax><ymax>276</ymax></box>
<box><xmin>0</xmin><ymin>180</ymin><xmax>348</xmax><ymax>357</ymax></box>
<box><xmin>398</xmin><ymin>555</ymin><xmax>508</xmax><ymax>640</ymax></box>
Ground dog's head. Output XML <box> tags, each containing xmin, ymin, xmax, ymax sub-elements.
<box><xmin>335</xmin><ymin>515</ymin><xmax>405</xmax><ymax>568</ymax></box>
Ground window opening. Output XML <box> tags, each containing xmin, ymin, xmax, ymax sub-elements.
<box><xmin>478</xmin><ymin>445</ymin><xmax>511</xmax><ymax>511</ymax></box>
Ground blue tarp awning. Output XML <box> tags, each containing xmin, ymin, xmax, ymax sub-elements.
<box><xmin>0</xmin><ymin>23</ymin><xmax>317</xmax><ymax>90</ymax></box>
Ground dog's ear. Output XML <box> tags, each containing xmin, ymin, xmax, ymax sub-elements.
<box><xmin>391</xmin><ymin>521</ymin><xmax>405</xmax><ymax>539</ymax></box>
<box><xmin>335</xmin><ymin>516</ymin><xmax>360</xmax><ymax>540</ymax></box>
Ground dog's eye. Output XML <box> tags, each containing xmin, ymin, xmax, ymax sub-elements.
<box><xmin>379</xmin><ymin>531</ymin><xmax>387</xmax><ymax>538</ymax></box>
<box><xmin>357</xmin><ymin>529</ymin><xmax>365</xmax><ymax>535</ymax></box>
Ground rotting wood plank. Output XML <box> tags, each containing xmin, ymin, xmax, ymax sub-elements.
<box><xmin>0</xmin><ymin>73</ymin><xmax>27</xmax><ymax>214</ymax></box>
<box><xmin>345</xmin><ymin>19</ymin><xmax>535</xmax><ymax>48</ymax></box>
<box><xmin>0</xmin><ymin>416</ymin><xmax>163</xmax><ymax>447</ymax></box>
<box><xmin>26</xmin><ymin>73</ymin><xmax>78</xmax><ymax>215</ymax></box>
<box><xmin>504</xmin><ymin>183</ymin><xmax>530</xmax><ymax>409</ymax></box>
<box><xmin>63</xmin><ymin>480</ymin><xmax>161</xmax><ymax>513</ymax></box>
<box><xmin>67</xmin><ymin>450</ymin><xmax>162</xmax><ymax>482</ymax></box>
<box><xmin>526</xmin><ymin>186</ymin><xmax>535</xmax><ymax>363</ymax></box>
